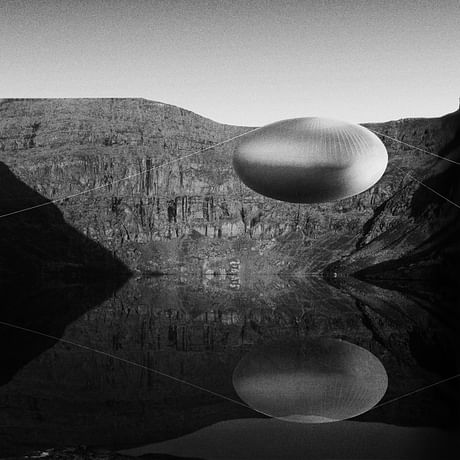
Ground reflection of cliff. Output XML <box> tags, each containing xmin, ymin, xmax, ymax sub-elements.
<box><xmin>0</xmin><ymin>276</ymin><xmax>457</xmax><ymax>455</ymax></box>
<box><xmin>327</xmin><ymin>275</ymin><xmax>459</xmax><ymax>425</ymax></box>
<box><xmin>0</xmin><ymin>161</ymin><xmax>131</xmax><ymax>385</ymax></box>
<box><xmin>1</xmin><ymin>99</ymin><xmax>458</xmax><ymax>275</ymax></box>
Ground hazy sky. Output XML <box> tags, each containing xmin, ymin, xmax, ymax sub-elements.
<box><xmin>1</xmin><ymin>0</ymin><xmax>459</xmax><ymax>126</ymax></box>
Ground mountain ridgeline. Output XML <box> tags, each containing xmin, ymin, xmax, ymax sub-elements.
<box><xmin>0</xmin><ymin>98</ymin><xmax>459</xmax><ymax>282</ymax></box>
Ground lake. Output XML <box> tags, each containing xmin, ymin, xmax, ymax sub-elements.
<box><xmin>0</xmin><ymin>273</ymin><xmax>458</xmax><ymax>458</ymax></box>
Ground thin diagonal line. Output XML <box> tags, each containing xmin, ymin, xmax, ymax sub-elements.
<box><xmin>393</xmin><ymin>165</ymin><xmax>460</xmax><ymax>210</ymax></box>
<box><xmin>0</xmin><ymin>320</ymin><xmax>253</xmax><ymax>411</ymax></box>
<box><xmin>370</xmin><ymin>130</ymin><xmax>460</xmax><ymax>166</ymax></box>
<box><xmin>371</xmin><ymin>374</ymin><xmax>460</xmax><ymax>410</ymax></box>
<box><xmin>0</xmin><ymin>127</ymin><xmax>262</xmax><ymax>220</ymax></box>
<box><xmin>1</xmin><ymin>319</ymin><xmax>458</xmax><ymax>417</ymax></box>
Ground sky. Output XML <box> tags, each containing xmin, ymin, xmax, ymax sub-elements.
<box><xmin>1</xmin><ymin>0</ymin><xmax>459</xmax><ymax>126</ymax></box>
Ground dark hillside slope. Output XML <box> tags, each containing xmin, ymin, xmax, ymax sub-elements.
<box><xmin>0</xmin><ymin>161</ymin><xmax>131</xmax><ymax>385</ymax></box>
<box><xmin>327</xmin><ymin>109</ymin><xmax>460</xmax><ymax>288</ymax></box>
<box><xmin>0</xmin><ymin>162</ymin><xmax>131</xmax><ymax>282</ymax></box>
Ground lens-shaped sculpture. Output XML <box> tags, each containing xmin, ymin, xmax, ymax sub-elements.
<box><xmin>233</xmin><ymin>117</ymin><xmax>388</xmax><ymax>203</ymax></box>
<box><xmin>233</xmin><ymin>338</ymin><xmax>388</xmax><ymax>423</ymax></box>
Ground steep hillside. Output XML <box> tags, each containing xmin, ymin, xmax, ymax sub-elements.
<box><xmin>327</xmin><ymin>109</ymin><xmax>460</xmax><ymax>288</ymax></box>
<box><xmin>0</xmin><ymin>98</ymin><xmax>458</xmax><ymax>277</ymax></box>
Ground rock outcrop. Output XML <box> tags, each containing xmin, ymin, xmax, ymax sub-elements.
<box><xmin>1</xmin><ymin>98</ymin><xmax>458</xmax><ymax>279</ymax></box>
<box><xmin>327</xmin><ymin>109</ymin><xmax>460</xmax><ymax>288</ymax></box>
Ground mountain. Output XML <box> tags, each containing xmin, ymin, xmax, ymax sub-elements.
<box><xmin>0</xmin><ymin>98</ymin><xmax>459</xmax><ymax>282</ymax></box>
<box><xmin>329</xmin><ymin>109</ymin><xmax>460</xmax><ymax>283</ymax></box>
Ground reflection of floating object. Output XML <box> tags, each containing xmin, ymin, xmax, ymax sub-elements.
<box><xmin>233</xmin><ymin>118</ymin><xmax>388</xmax><ymax>203</ymax></box>
<box><xmin>229</xmin><ymin>282</ymin><xmax>240</xmax><ymax>290</ymax></box>
<box><xmin>232</xmin><ymin>338</ymin><xmax>388</xmax><ymax>423</ymax></box>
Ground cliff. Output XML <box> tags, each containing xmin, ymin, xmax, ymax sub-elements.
<box><xmin>0</xmin><ymin>98</ymin><xmax>459</xmax><ymax>280</ymax></box>
<box><xmin>328</xmin><ymin>109</ymin><xmax>460</xmax><ymax>289</ymax></box>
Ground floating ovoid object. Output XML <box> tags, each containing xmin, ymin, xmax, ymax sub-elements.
<box><xmin>233</xmin><ymin>118</ymin><xmax>388</xmax><ymax>203</ymax></box>
<box><xmin>232</xmin><ymin>338</ymin><xmax>388</xmax><ymax>423</ymax></box>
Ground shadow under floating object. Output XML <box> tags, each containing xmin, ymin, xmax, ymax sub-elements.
<box><xmin>232</xmin><ymin>338</ymin><xmax>388</xmax><ymax>423</ymax></box>
<box><xmin>233</xmin><ymin>117</ymin><xmax>388</xmax><ymax>203</ymax></box>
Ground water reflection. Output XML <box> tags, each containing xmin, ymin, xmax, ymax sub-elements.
<box><xmin>0</xmin><ymin>274</ymin><xmax>457</xmax><ymax>456</ymax></box>
<box><xmin>233</xmin><ymin>338</ymin><xmax>388</xmax><ymax>423</ymax></box>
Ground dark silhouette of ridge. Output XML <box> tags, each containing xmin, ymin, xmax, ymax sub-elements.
<box><xmin>0</xmin><ymin>162</ymin><xmax>131</xmax><ymax>385</ymax></box>
<box><xmin>354</xmin><ymin>110</ymin><xmax>460</xmax><ymax>287</ymax></box>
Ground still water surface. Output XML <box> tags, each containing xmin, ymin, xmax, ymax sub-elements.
<box><xmin>0</xmin><ymin>273</ymin><xmax>458</xmax><ymax>456</ymax></box>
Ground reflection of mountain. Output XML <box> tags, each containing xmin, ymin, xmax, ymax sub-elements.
<box><xmin>0</xmin><ymin>276</ymin><xmax>457</xmax><ymax>456</ymax></box>
<box><xmin>328</xmin><ymin>275</ymin><xmax>459</xmax><ymax>428</ymax></box>
<box><xmin>0</xmin><ymin>162</ymin><xmax>131</xmax><ymax>385</ymax></box>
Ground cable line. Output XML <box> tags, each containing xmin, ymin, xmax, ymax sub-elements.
<box><xmin>366</xmin><ymin>129</ymin><xmax>460</xmax><ymax>210</ymax></box>
<box><xmin>393</xmin><ymin>164</ymin><xmax>460</xmax><ymax>211</ymax></box>
<box><xmin>369</xmin><ymin>129</ymin><xmax>460</xmax><ymax>166</ymax></box>
<box><xmin>0</xmin><ymin>320</ymin><xmax>254</xmax><ymax>412</ymax></box>
<box><xmin>370</xmin><ymin>374</ymin><xmax>460</xmax><ymax>411</ymax></box>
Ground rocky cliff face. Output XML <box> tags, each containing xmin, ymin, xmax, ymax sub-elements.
<box><xmin>328</xmin><ymin>110</ymin><xmax>460</xmax><ymax>288</ymax></box>
<box><xmin>0</xmin><ymin>98</ymin><xmax>458</xmax><ymax>279</ymax></box>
